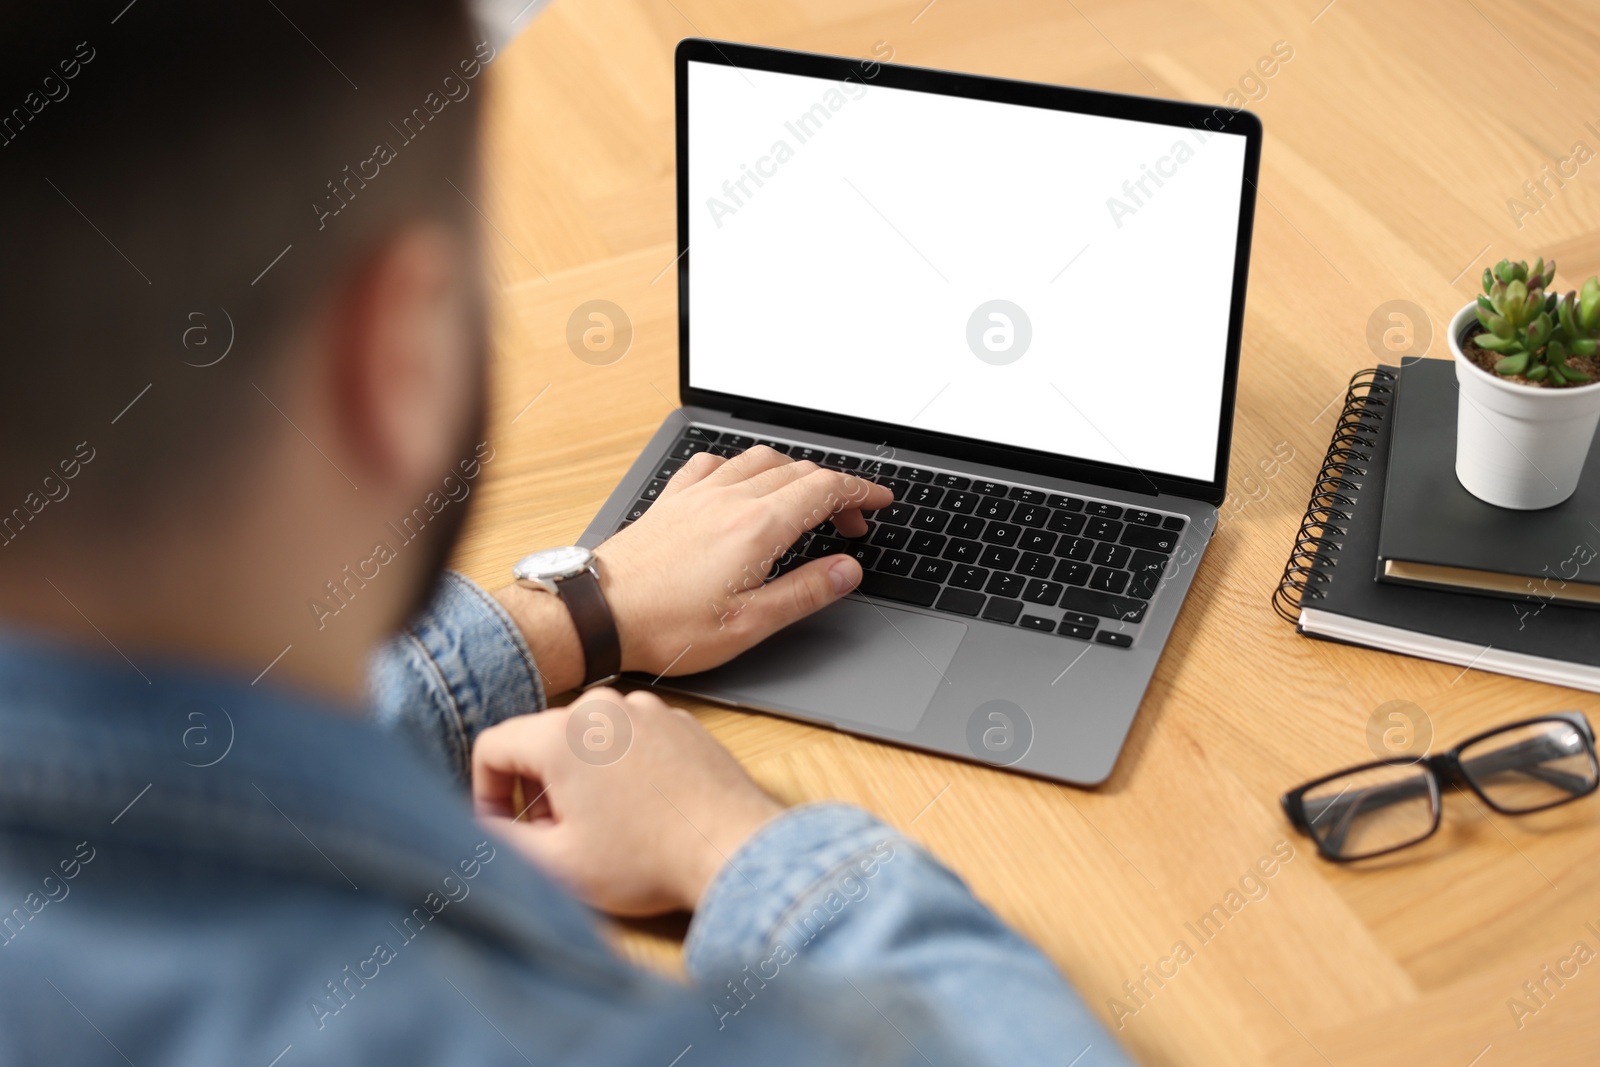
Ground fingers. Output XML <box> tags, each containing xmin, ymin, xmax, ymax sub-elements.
<box><xmin>753</xmin><ymin>555</ymin><xmax>861</xmax><ymax>634</ymax></box>
<box><xmin>703</xmin><ymin>444</ymin><xmax>791</xmax><ymax>485</ymax></box>
<box><xmin>471</xmin><ymin>706</ymin><xmax>571</xmax><ymax>817</ymax></box>
<box><xmin>765</xmin><ymin>467</ymin><xmax>893</xmax><ymax>537</ymax></box>
<box><xmin>657</xmin><ymin>450</ymin><xmax>725</xmax><ymax>500</ymax></box>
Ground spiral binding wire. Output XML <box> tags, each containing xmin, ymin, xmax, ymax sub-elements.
<box><xmin>1272</xmin><ymin>367</ymin><xmax>1397</xmax><ymax>623</ymax></box>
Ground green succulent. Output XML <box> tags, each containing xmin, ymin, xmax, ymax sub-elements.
<box><xmin>1472</xmin><ymin>257</ymin><xmax>1593</xmax><ymax>385</ymax></box>
<box><xmin>1547</xmin><ymin>275</ymin><xmax>1600</xmax><ymax>384</ymax></box>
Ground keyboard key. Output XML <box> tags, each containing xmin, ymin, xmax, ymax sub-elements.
<box><xmin>824</xmin><ymin>452</ymin><xmax>860</xmax><ymax>469</ymax></box>
<box><xmin>981</xmin><ymin>597</ymin><xmax>1023</xmax><ymax>624</ymax></box>
<box><xmin>914</xmin><ymin>558</ymin><xmax>953</xmax><ymax>583</ymax></box>
<box><xmin>723</xmin><ymin>434</ymin><xmax>755</xmax><ymax>449</ymax></box>
<box><xmin>1061</xmin><ymin>610</ymin><xmax>1098</xmax><ymax>628</ymax></box>
<box><xmin>804</xmin><ymin>535</ymin><xmax>848</xmax><ymax>558</ymax></box>
<box><xmin>1022</xmin><ymin>579</ymin><xmax>1064</xmax><ymax>606</ymax></box>
<box><xmin>654</xmin><ymin>458</ymin><xmax>685</xmax><ymax>480</ymax></box>
<box><xmin>1053</xmin><ymin>559</ymin><xmax>1094</xmax><ymax>585</ymax></box>
<box><xmin>1090</xmin><ymin>567</ymin><xmax>1130</xmax><ymax>594</ymax></box>
<box><xmin>1018</xmin><ymin>529</ymin><xmax>1057</xmax><ymax>554</ymax></box>
<box><xmin>902</xmin><ymin>467</ymin><xmax>936</xmax><ymax>483</ymax></box>
<box><xmin>1009</xmin><ymin>488</ymin><xmax>1048</xmax><ymax>505</ymax></box>
<box><xmin>1017</xmin><ymin>552</ymin><xmax>1055</xmax><ymax>579</ymax></box>
<box><xmin>978</xmin><ymin>545</ymin><xmax>1019</xmax><ymax>570</ymax></box>
<box><xmin>625</xmin><ymin>500</ymin><xmax>651</xmax><ymax>521</ymax></box>
<box><xmin>1046</xmin><ymin>510</ymin><xmax>1087</xmax><ymax>536</ymax></box>
<box><xmin>986</xmin><ymin>573</ymin><xmax>1026</xmax><ymax>598</ymax></box>
<box><xmin>1061</xmin><ymin>588</ymin><xmax>1147</xmax><ymax>623</ymax></box>
<box><xmin>880</xmin><ymin>477</ymin><xmax>912</xmax><ymax>499</ymax></box>
<box><xmin>1047</xmin><ymin>494</ymin><xmax>1085</xmax><ymax>511</ymax></box>
<box><xmin>846</xmin><ymin>544</ymin><xmax>880</xmax><ymax>567</ymax></box>
<box><xmin>1054</xmin><ymin>536</ymin><xmax>1093</xmax><ymax>561</ymax></box>
<box><xmin>934</xmin><ymin>473</ymin><xmax>971</xmax><ymax>489</ymax></box>
<box><xmin>878</xmin><ymin>550</ymin><xmax>916</xmax><ymax>576</ymax></box>
<box><xmin>941</xmin><ymin>539</ymin><xmax>983</xmax><ymax>564</ymax></box>
<box><xmin>1126</xmin><ymin>509</ymin><xmax>1161</xmax><ymax>527</ymax></box>
<box><xmin>973</xmin><ymin>480</ymin><xmax>1009</xmax><ymax>497</ymax></box>
<box><xmin>858</xmin><ymin>572</ymin><xmax>941</xmax><ymax>606</ymax></box>
<box><xmin>862</xmin><ymin>460</ymin><xmax>895</xmax><ymax>477</ymax></box>
<box><xmin>1019</xmin><ymin>615</ymin><xmax>1055</xmax><ymax>632</ymax></box>
<box><xmin>1162</xmin><ymin>514</ymin><xmax>1188</xmax><ymax>531</ymax></box>
<box><xmin>906</xmin><ymin>484</ymin><xmax>944</xmax><ymax>507</ymax></box>
<box><xmin>1130</xmin><ymin>548</ymin><xmax>1168</xmax><ymax>575</ymax></box>
<box><xmin>755</xmin><ymin>439</ymin><xmax>790</xmax><ymax>454</ymax></box>
<box><xmin>1086</xmin><ymin>518</ymin><xmax>1123</xmax><ymax>542</ymax></box>
<box><xmin>1127</xmin><ymin>567</ymin><xmax>1161</xmax><ymax>600</ymax></box>
<box><xmin>712</xmin><ymin>443</ymin><xmax>741</xmax><ymax>458</ymax></box>
<box><xmin>908</xmin><ymin>531</ymin><xmax>947</xmax><ymax>556</ymax></box>
<box><xmin>682</xmin><ymin>427</ymin><xmax>718</xmax><ymax>441</ymax></box>
<box><xmin>1086</xmin><ymin>502</ymin><xmax>1123</xmax><ymax>519</ymax></box>
<box><xmin>670</xmin><ymin>440</ymin><xmax>710</xmax><ymax>460</ymax></box>
<box><xmin>981</xmin><ymin>522</ymin><xmax>1021</xmax><ymax>547</ymax></box>
<box><xmin>947</xmin><ymin>515</ymin><xmax>986</xmax><ymax>539</ymax></box>
<box><xmin>936</xmin><ymin>587</ymin><xmax>985</xmax><ymax>616</ymax></box>
<box><xmin>1058</xmin><ymin>621</ymin><xmax>1096</xmax><ymax>641</ymax></box>
<box><xmin>640</xmin><ymin>478</ymin><xmax>668</xmax><ymax>501</ymax></box>
<box><xmin>871</xmin><ymin>525</ymin><xmax>911</xmax><ymax>550</ymax></box>
<box><xmin>949</xmin><ymin>565</ymin><xmax>989</xmax><ymax>590</ymax></box>
<box><xmin>1014</xmin><ymin>504</ymin><xmax>1049</xmax><ymax>528</ymax></box>
<box><xmin>912</xmin><ymin>508</ymin><xmax>949</xmax><ymax>532</ymax></box>
<box><xmin>975</xmin><ymin>497</ymin><xmax>1015</xmax><ymax>521</ymax></box>
<box><xmin>1122</xmin><ymin>526</ymin><xmax>1179</xmax><ymax>553</ymax></box>
<box><xmin>877</xmin><ymin>502</ymin><xmax>915</xmax><ymax>526</ymax></box>
<box><xmin>791</xmin><ymin>446</ymin><xmax>826</xmax><ymax>463</ymax></box>
<box><xmin>943</xmin><ymin>491</ymin><xmax>979</xmax><ymax>514</ymax></box>
<box><xmin>1096</xmin><ymin>631</ymin><xmax>1133</xmax><ymax>648</ymax></box>
<box><xmin>1091</xmin><ymin>542</ymin><xmax>1132</xmax><ymax>569</ymax></box>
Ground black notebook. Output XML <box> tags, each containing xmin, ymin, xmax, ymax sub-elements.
<box><xmin>1378</xmin><ymin>357</ymin><xmax>1600</xmax><ymax>607</ymax></box>
<box><xmin>1274</xmin><ymin>366</ymin><xmax>1600</xmax><ymax>691</ymax></box>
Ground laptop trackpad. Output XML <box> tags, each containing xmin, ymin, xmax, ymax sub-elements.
<box><xmin>682</xmin><ymin>598</ymin><xmax>965</xmax><ymax>733</ymax></box>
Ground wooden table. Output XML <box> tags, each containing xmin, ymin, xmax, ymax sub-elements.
<box><xmin>451</xmin><ymin>2</ymin><xmax>1600</xmax><ymax>1062</ymax></box>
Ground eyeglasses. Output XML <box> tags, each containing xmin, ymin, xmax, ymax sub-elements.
<box><xmin>1281</xmin><ymin>712</ymin><xmax>1598</xmax><ymax>862</ymax></box>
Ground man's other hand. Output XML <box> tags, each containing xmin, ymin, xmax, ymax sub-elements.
<box><xmin>472</xmin><ymin>687</ymin><xmax>783</xmax><ymax>915</ymax></box>
<box><xmin>595</xmin><ymin>446</ymin><xmax>892</xmax><ymax>678</ymax></box>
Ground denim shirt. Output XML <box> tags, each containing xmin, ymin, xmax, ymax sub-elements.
<box><xmin>0</xmin><ymin>571</ymin><xmax>1129</xmax><ymax>1066</ymax></box>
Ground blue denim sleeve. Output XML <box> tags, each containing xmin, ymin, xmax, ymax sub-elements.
<box><xmin>685</xmin><ymin>802</ymin><xmax>1133</xmax><ymax>1067</ymax></box>
<box><xmin>367</xmin><ymin>570</ymin><xmax>546</xmax><ymax>786</ymax></box>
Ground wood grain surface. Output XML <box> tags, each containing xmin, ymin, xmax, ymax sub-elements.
<box><xmin>450</xmin><ymin>2</ymin><xmax>1600</xmax><ymax>1062</ymax></box>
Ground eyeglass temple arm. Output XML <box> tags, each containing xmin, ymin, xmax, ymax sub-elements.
<box><xmin>1458</xmin><ymin>734</ymin><xmax>1593</xmax><ymax>794</ymax></box>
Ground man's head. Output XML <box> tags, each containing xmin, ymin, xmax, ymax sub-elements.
<box><xmin>0</xmin><ymin>2</ymin><xmax>493</xmax><ymax>696</ymax></box>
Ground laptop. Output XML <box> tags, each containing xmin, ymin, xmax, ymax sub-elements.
<box><xmin>579</xmin><ymin>39</ymin><xmax>1261</xmax><ymax>786</ymax></box>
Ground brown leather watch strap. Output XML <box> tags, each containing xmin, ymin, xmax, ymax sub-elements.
<box><xmin>558</xmin><ymin>567</ymin><xmax>621</xmax><ymax>687</ymax></box>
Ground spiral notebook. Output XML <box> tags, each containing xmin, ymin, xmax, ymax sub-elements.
<box><xmin>1273</xmin><ymin>365</ymin><xmax>1600</xmax><ymax>692</ymax></box>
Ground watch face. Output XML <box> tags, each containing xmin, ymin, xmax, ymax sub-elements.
<box><xmin>513</xmin><ymin>545</ymin><xmax>594</xmax><ymax>582</ymax></box>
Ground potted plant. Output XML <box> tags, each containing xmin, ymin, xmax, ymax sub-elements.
<box><xmin>1451</xmin><ymin>258</ymin><xmax>1600</xmax><ymax>509</ymax></box>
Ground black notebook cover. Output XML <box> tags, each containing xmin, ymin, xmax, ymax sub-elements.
<box><xmin>1276</xmin><ymin>366</ymin><xmax>1600</xmax><ymax>689</ymax></box>
<box><xmin>1378</xmin><ymin>357</ymin><xmax>1600</xmax><ymax>602</ymax></box>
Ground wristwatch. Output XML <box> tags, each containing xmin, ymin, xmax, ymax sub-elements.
<box><xmin>511</xmin><ymin>546</ymin><xmax>621</xmax><ymax>688</ymax></box>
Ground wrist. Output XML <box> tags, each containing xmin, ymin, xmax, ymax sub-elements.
<box><xmin>683</xmin><ymin>791</ymin><xmax>785</xmax><ymax>910</ymax></box>
<box><xmin>491</xmin><ymin>583</ymin><xmax>586</xmax><ymax>698</ymax></box>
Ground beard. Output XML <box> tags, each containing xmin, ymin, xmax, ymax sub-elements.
<box><xmin>394</xmin><ymin>353</ymin><xmax>489</xmax><ymax>631</ymax></box>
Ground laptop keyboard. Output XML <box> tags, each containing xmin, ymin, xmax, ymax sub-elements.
<box><xmin>613</xmin><ymin>427</ymin><xmax>1188</xmax><ymax>649</ymax></box>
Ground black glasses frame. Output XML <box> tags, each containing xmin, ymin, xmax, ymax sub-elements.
<box><xmin>1281</xmin><ymin>711</ymin><xmax>1599</xmax><ymax>862</ymax></box>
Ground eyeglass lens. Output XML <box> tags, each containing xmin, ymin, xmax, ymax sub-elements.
<box><xmin>1300</xmin><ymin>762</ymin><xmax>1438</xmax><ymax>859</ymax></box>
<box><xmin>1458</xmin><ymin>720</ymin><xmax>1599</xmax><ymax>813</ymax></box>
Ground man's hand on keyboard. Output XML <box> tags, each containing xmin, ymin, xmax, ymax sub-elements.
<box><xmin>591</xmin><ymin>445</ymin><xmax>891</xmax><ymax>678</ymax></box>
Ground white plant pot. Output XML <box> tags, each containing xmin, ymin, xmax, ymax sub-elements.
<box><xmin>1451</xmin><ymin>301</ymin><xmax>1600</xmax><ymax>509</ymax></box>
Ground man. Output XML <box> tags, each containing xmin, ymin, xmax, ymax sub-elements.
<box><xmin>0</xmin><ymin>2</ymin><xmax>1129</xmax><ymax>1064</ymax></box>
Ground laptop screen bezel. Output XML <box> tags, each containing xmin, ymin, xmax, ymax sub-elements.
<box><xmin>675</xmin><ymin>38</ymin><xmax>1261</xmax><ymax>505</ymax></box>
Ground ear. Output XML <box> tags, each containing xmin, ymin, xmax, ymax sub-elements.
<box><xmin>331</xmin><ymin>223</ymin><xmax>478</xmax><ymax>493</ymax></box>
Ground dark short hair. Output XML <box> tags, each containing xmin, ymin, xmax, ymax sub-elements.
<box><xmin>0</xmin><ymin>1</ymin><xmax>484</xmax><ymax>538</ymax></box>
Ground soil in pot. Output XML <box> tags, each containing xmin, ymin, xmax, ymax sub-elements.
<box><xmin>1460</xmin><ymin>323</ymin><xmax>1600</xmax><ymax>385</ymax></box>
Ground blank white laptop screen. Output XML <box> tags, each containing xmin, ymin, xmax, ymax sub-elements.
<box><xmin>686</xmin><ymin>60</ymin><xmax>1250</xmax><ymax>483</ymax></box>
